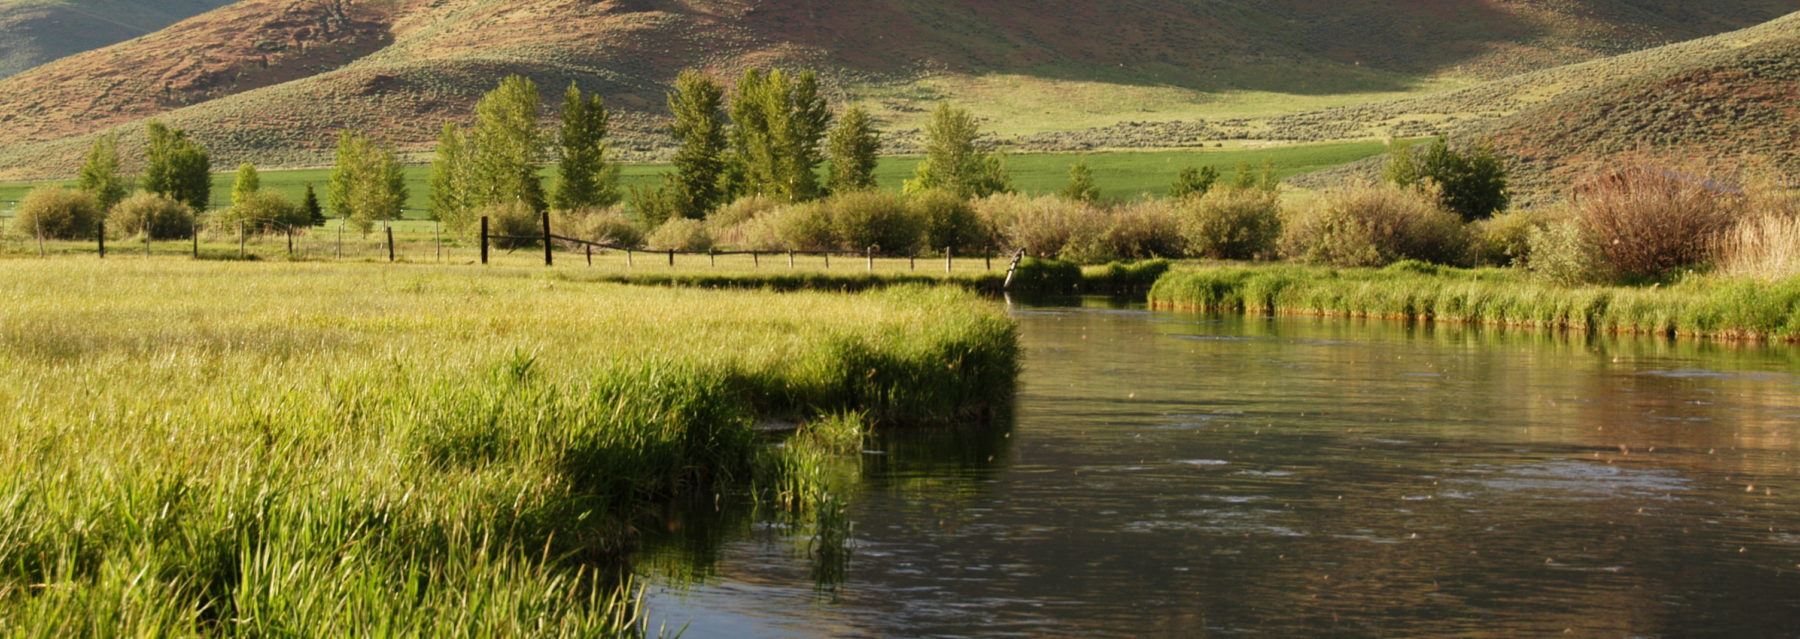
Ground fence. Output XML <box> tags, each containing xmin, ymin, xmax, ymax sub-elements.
<box><xmin>0</xmin><ymin>212</ymin><xmax>1030</xmax><ymax>283</ymax></box>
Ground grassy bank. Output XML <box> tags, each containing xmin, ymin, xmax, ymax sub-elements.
<box><xmin>1149</xmin><ymin>262</ymin><xmax>1800</xmax><ymax>342</ymax></box>
<box><xmin>0</xmin><ymin>260</ymin><xmax>1016</xmax><ymax>635</ymax></box>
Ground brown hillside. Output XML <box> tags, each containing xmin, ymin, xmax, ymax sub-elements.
<box><xmin>0</xmin><ymin>0</ymin><xmax>1794</xmax><ymax>179</ymax></box>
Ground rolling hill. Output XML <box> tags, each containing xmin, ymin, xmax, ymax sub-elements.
<box><xmin>0</xmin><ymin>0</ymin><xmax>234</xmax><ymax>78</ymax></box>
<box><xmin>1284</xmin><ymin>11</ymin><xmax>1800</xmax><ymax>201</ymax></box>
<box><xmin>0</xmin><ymin>0</ymin><xmax>1794</xmax><ymax>181</ymax></box>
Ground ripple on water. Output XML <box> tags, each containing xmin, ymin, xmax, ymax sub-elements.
<box><xmin>1457</xmin><ymin>461</ymin><xmax>1692</xmax><ymax>500</ymax></box>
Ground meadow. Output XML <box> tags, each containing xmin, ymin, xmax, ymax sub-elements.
<box><xmin>0</xmin><ymin>141</ymin><xmax>1390</xmax><ymax>212</ymax></box>
<box><xmin>0</xmin><ymin>259</ymin><xmax>1017</xmax><ymax>635</ymax></box>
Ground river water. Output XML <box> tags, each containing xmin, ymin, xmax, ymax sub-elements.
<box><xmin>644</xmin><ymin>298</ymin><xmax>1800</xmax><ymax>637</ymax></box>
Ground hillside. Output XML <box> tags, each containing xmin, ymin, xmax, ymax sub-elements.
<box><xmin>0</xmin><ymin>0</ymin><xmax>234</xmax><ymax>78</ymax></box>
<box><xmin>1284</xmin><ymin>11</ymin><xmax>1800</xmax><ymax>201</ymax></box>
<box><xmin>0</xmin><ymin>0</ymin><xmax>1794</xmax><ymax>179</ymax></box>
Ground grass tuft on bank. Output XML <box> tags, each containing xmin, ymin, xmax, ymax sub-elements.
<box><xmin>1149</xmin><ymin>262</ymin><xmax>1800</xmax><ymax>342</ymax></box>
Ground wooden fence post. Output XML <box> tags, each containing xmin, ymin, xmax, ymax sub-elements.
<box><xmin>824</xmin><ymin>252</ymin><xmax>830</xmax><ymax>269</ymax></box>
<box><xmin>1003</xmin><ymin>248</ymin><xmax>1026</xmax><ymax>289</ymax></box>
<box><xmin>667</xmin><ymin>249</ymin><xmax>674</xmax><ymax>267</ymax></box>
<box><xmin>909</xmin><ymin>253</ymin><xmax>916</xmax><ymax>270</ymax></box>
<box><xmin>945</xmin><ymin>246</ymin><xmax>952</xmax><ymax>274</ymax></box>
<box><xmin>145</xmin><ymin>228</ymin><xmax>151</xmax><ymax>258</ymax></box>
<box><xmin>386</xmin><ymin>224</ymin><xmax>395</xmax><ymax>262</ymax></box>
<box><xmin>586</xmin><ymin>244</ymin><xmax>592</xmax><ymax>266</ymax></box>
<box><xmin>752</xmin><ymin>251</ymin><xmax>759</xmax><ymax>268</ymax></box>
<box><xmin>192</xmin><ymin>223</ymin><xmax>199</xmax><ymax>259</ymax></box>
<box><xmin>435</xmin><ymin>223</ymin><xmax>442</xmax><ymax>263</ymax></box>
<box><xmin>286</xmin><ymin>228</ymin><xmax>294</xmax><ymax>257</ymax></box>
<box><xmin>788</xmin><ymin>249</ymin><xmax>795</xmax><ymax>269</ymax></box>
<box><xmin>866</xmin><ymin>245</ymin><xmax>873</xmax><ymax>272</ymax></box>
<box><xmin>97</xmin><ymin>220</ymin><xmax>105</xmax><ymax>258</ymax></box>
<box><xmin>34</xmin><ymin>219</ymin><xmax>44</xmax><ymax>257</ymax></box>
<box><xmin>541</xmin><ymin>210</ymin><xmax>552</xmax><ymax>266</ymax></box>
<box><xmin>626</xmin><ymin>247</ymin><xmax>633</xmax><ymax>268</ymax></box>
<box><xmin>480</xmin><ymin>216</ymin><xmax>489</xmax><ymax>264</ymax></box>
<box><xmin>708</xmin><ymin>248</ymin><xmax>715</xmax><ymax>267</ymax></box>
<box><xmin>986</xmin><ymin>247</ymin><xmax>993</xmax><ymax>270</ymax></box>
<box><xmin>238</xmin><ymin>222</ymin><xmax>245</xmax><ymax>259</ymax></box>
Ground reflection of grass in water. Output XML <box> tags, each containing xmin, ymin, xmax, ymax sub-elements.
<box><xmin>0</xmin><ymin>260</ymin><xmax>1016</xmax><ymax>634</ymax></box>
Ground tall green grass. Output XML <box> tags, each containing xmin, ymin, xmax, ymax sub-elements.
<box><xmin>0</xmin><ymin>260</ymin><xmax>1017</xmax><ymax>634</ymax></box>
<box><xmin>1148</xmin><ymin>262</ymin><xmax>1800</xmax><ymax>342</ymax></box>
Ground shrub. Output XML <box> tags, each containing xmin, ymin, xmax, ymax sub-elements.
<box><xmin>1713</xmin><ymin>214</ymin><xmax>1800</xmax><ymax>280</ymax></box>
<box><xmin>912</xmin><ymin>190</ymin><xmax>987</xmax><ymax>254</ymax></box>
<box><xmin>770</xmin><ymin>202</ymin><xmax>835</xmax><ymax>251</ymax></box>
<box><xmin>1385</xmin><ymin>137</ymin><xmax>1509</xmax><ymax>221</ymax></box>
<box><xmin>710</xmin><ymin>195</ymin><xmax>781</xmax><ymax>229</ymax></box>
<box><xmin>555</xmin><ymin>207</ymin><xmax>642</xmax><ymax>248</ymax></box>
<box><xmin>1474</xmin><ymin>208</ymin><xmax>1554</xmax><ymax>267</ymax></box>
<box><xmin>11</xmin><ymin>186</ymin><xmax>101</xmax><ymax>239</ymax></box>
<box><xmin>479</xmin><ymin>200</ymin><xmax>542</xmax><ymax>248</ymax></box>
<box><xmin>1571</xmin><ymin>167</ymin><xmax>1736</xmax><ymax>281</ymax></box>
<box><xmin>1177</xmin><ymin>187</ymin><xmax>1282</xmax><ymax>260</ymax></box>
<box><xmin>1098</xmin><ymin>200</ymin><xmax>1185</xmax><ymax>260</ymax></box>
<box><xmin>1527</xmin><ymin>220</ymin><xmax>1601</xmax><ymax>285</ymax></box>
<box><xmin>976</xmin><ymin>194</ymin><xmax>1107</xmax><ymax>260</ymax></box>
<box><xmin>214</xmin><ymin>191</ymin><xmax>310</xmax><ymax>233</ymax></box>
<box><xmin>645</xmin><ymin>217</ymin><xmax>713</xmax><ymax>251</ymax></box>
<box><xmin>108</xmin><ymin>192</ymin><xmax>195</xmax><ymax>240</ymax></box>
<box><xmin>1282</xmin><ymin>183</ymin><xmax>1472</xmax><ymax>267</ymax></box>
<box><xmin>826</xmin><ymin>190</ymin><xmax>921</xmax><ymax>253</ymax></box>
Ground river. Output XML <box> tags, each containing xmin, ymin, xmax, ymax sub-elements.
<box><xmin>643</xmin><ymin>298</ymin><xmax>1800</xmax><ymax>637</ymax></box>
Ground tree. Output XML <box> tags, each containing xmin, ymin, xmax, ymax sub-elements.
<box><xmin>231</xmin><ymin>162</ymin><xmax>261</xmax><ymax>207</ymax></box>
<box><xmin>301</xmin><ymin>183</ymin><xmax>324</xmax><ymax>226</ymax></box>
<box><xmin>1062</xmin><ymin>158</ymin><xmax>1099</xmax><ymax>202</ymax></box>
<box><xmin>553</xmin><ymin>83</ymin><xmax>621</xmax><ymax>211</ymax></box>
<box><xmin>1170</xmin><ymin>165</ymin><xmax>1218</xmax><ymax>199</ymax></box>
<box><xmin>141</xmin><ymin>121</ymin><xmax>210</xmax><ymax>211</ymax></box>
<box><xmin>1385</xmin><ymin>137</ymin><xmax>1510</xmax><ymax>221</ymax></box>
<box><xmin>10</xmin><ymin>186</ymin><xmax>100</xmax><ymax>239</ymax></box>
<box><xmin>904</xmin><ymin>102</ymin><xmax>1010</xmax><ymax>198</ymax></box>
<box><xmin>329</xmin><ymin>130</ymin><xmax>407</xmax><ymax>233</ymax></box>
<box><xmin>723</xmin><ymin>68</ymin><xmax>832</xmax><ymax>203</ymax></box>
<box><xmin>428</xmin><ymin>123</ymin><xmax>476</xmax><ymax>230</ymax></box>
<box><xmin>75</xmin><ymin>133</ymin><xmax>129</xmax><ymax>211</ymax></box>
<box><xmin>663</xmin><ymin>70</ymin><xmax>728</xmax><ymax>220</ymax></box>
<box><xmin>827</xmin><ymin>105</ymin><xmax>880</xmax><ymax>193</ymax></box>
<box><xmin>471</xmin><ymin>75</ymin><xmax>545</xmax><ymax>213</ymax></box>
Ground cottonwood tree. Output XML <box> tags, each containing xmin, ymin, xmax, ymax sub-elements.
<box><xmin>329</xmin><ymin>130</ymin><xmax>407</xmax><ymax>233</ymax></box>
<box><xmin>429</xmin><ymin>123</ymin><xmax>477</xmax><ymax>232</ymax></box>
<box><xmin>142</xmin><ymin>121</ymin><xmax>211</xmax><ymax>211</ymax></box>
<box><xmin>650</xmin><ymin>70</ymin><xmax>728</xmax><ymax>222</ymax></box>
<box><xmin>472</xmin><ymin>75</ymin><xmax>546</xmax><ymax>213</ymax></box>
<box><xmin>826</xmin><ymin>105</ymin><xmax>880</xmax><ymax>193</ymax></box>
<box><xmin>905</xmin><ymin>102</ymin><xmax>1010</xmax><ymax>198</ymax></box>
<box><xmin>728</xmin><ymin>68</ymin><xmax>830</xmax><ymax>202</ymax></box>
<box><xmin>231</xmin><ymin>162</ymin><xmax>261</xmax><ymax>206</ymax></box>
<box><xmin>75</xmin><ymin>133</ymin><xmax>129</xmax><ymax>211</ymax></box>
<box><xmin>553</xmin><ymin>82</ymin><xmax>621</xmax><ymax>211</ymax></box>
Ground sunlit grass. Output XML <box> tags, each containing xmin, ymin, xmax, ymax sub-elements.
<box><xmin>0</xmin><ymin>259</ymin><xmax>1016</xmax><ymax>634</ymax></box>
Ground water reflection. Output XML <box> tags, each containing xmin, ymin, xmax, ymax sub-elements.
<box><xmin>643</xmin><ymin>300</ymin><xmax>1800</xmax><ymax>637</ymax></box>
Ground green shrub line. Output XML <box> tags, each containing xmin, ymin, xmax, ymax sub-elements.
<box><xmin>1148</xmin><ymin>262</ymin><xmax>1800</xmax><ymax>342</ymax></box>
<box><xmin>537</xmin><ymin>257</ymin><xmax>1167</xmax><ymax>296</ymax></box>
<box><xmin>0</xmin><ymin>261</ymin><xmax>1019</xmax><ymax>634</ymax></box>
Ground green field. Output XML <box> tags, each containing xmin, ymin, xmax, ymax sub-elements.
<box><xmin>0</xmin><ymin>141</ymin><xmax>1390</xmax><ymax>213</ymax></box>
<box><xmin>0</xmin><ymin>259</ymin><xmax>1016</xmax><ymax>634</ymax></box>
